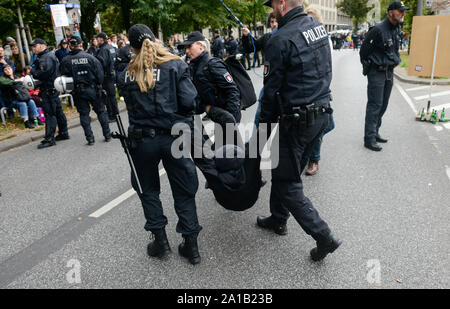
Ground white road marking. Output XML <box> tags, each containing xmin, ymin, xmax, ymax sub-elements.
<box><xmin>395</xmin><ymin>83</ymin><xmax>418</xmax><ymax>114</ymax></box>
<box><xmin>428</xmin><ymin>103</ymin><xmax>450</xmax><ymax>112</ymax></box>
<box><xmin>435</xmin><ymin>126</ymin><xmax>443</xmax><ymax>132</ymax></box>
<box><xmin>414</xmin><ymin>90</ymin><xmax>450</xmax><ymax>101</ymax></box>
<box><xmin>89</xmin><ymin>168</ymin><xmax>167</xmax><ymax>218</ymax></box>
<box><xmin>89</xmin><ymin>189</ymin><xmax>136</xmax><ymax>218</ymax></box>
<box><xmin>446</xmin><ymin>166</ymin><xmax>450</xmax><ymax>182</ymax></box>
<box><xmin>443</xmin><ymin>123</ymin><xmax>450</xmax><ymax>130</ymax></box>
<box><xmin>406</xmin><ymin>85</ymin><xmax>435</xmax><ymax>92</ymax></box>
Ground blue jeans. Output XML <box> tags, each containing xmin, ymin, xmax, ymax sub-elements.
<box><xmin>12</xmin><ymin>99</ymin><xmax>39</xmax><ymax>120</ymax></box>
<box><xmin>310</xmin><ymin>114</ymin><xmax>335</xmax><ymax>162</ymax></box>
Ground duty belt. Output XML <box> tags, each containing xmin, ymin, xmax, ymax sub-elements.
<box><xmin>374</xmin><ymin>65</ymin><xmax>395</xmax><ymax>72</ymax></box>
<box><xmin>129</xmin><ymin>126</ymin><xmax>173</xmax><ymax>140</ymax></box>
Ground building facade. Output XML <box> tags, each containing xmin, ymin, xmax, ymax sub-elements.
<box><xmin>307</xmin><ymin>0</ymin><xmax>353</xmax><ymax>31</ymax></box>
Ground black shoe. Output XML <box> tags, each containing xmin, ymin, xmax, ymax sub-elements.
<box><xmin>147</xmin><ymin>229</ymin><xmax>171</xmax><ymax>259</ymax></box>
<box><xmin>55</xmin><ymin>134</ymin><xmax>70</xmax><ymax>141</ymax></box>
<box><xmin>257</xmin><ymin>216</ymin><xmax>288</xmax><ymax>236</ymax></box>
<box><xmin>310</xmin><ymin>233</ymin><xmax>342</xmax><ymax>262</ymax></box>
<box><xmin>364</xmin><ymin>141</ymin><xmax>382</xmax><ymax>152</ymax></box>
<box><xmin>38</xmin><ymin>140</ymin><xmax>56</xmax><ymax>149</ymax></box>
<box><xmin>178</xmin><ymin>236</ymin><xmax>201</xmax><ymax>265</ymax></box>
<box><xmin>24</xmin><ymin>120</ymin><xmax>36</xmax><ymax>129</ymax></box>
<box><xmin>87</xmin><ymin>138</ymin><xmax>95</xmax><ymax>146</ymax></box>
<box><xmin>376</xmin><ymin>135</ymin><xmax>388</xmax><ymax>143</ymax></box>
<box><xmin>108</xmin><ymin>118</ymin><xmax>116</xmax><ymax>124</ymax></box>
<box><xmin>105</xmin><ymin>134</ymin><xmax>112</xmax><ymax>142</ymax></box>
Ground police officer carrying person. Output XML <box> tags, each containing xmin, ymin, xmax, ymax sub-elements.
<box><xmin>60</xmin><ymin>36</ymin><xmax>111</xmax><ymax>146</ymax></box>
<box><xmin>360</xmin><ymin>1</ymin><xmax>409</xmax><ymax>152</ymax></box>
<box><xmin>257</xmin><ymin>0</ymin><xmax>341</xmax><ymax>262</ymax></box>
<box><xmin>31</xmin><ymin>38</ymin><xmax>69</xmax><ymax>149</ymax></box>
<box><xmin>118</xmin><ymin>24</ymin><xmax>202</xmax><ymax>265</ymax></box>
<box><xmin>211</xmin><ymin>30</ymin><xmax>225</xmax><ymax>59</ymax></box>
<box><xmin>180</xmin><ymin>31</ymin><xmax>242</xmax><ymax>147</ymax></box>
<box><xmin>95</xmin><ymin>32</ymin><xmax>119</xmax><ymax>122</ymax></box>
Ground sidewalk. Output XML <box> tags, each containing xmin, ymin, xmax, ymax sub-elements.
<box><xmin>0</xmin><ymin>101</ymin><xmax>127</xmax><ymax>154</ymax></box>
<box><xmin>394</xmin><ymin>67</ymin><xmax>450</xmax><ymax>85</ymax></box>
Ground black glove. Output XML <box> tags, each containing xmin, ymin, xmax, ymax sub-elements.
<box><xmin>207</xmin><ymin>106</ymin><xmax>236</xmax><ymax>127</ymax></box>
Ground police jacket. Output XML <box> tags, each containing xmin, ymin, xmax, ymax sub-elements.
<box><xmin>211</xmin><ymin>36</ymin><xmax>225</xmax><ymax>58</ymax></box>
<box><xmin>360</xmin><ymin>18</ymin><xmax>401</xmax><ymax>68</ymax></box>
<box><xmin>31</xmin><ymin>49</ymin><xmax>60</xmax><ymax>91</ymax></box>
<box><xmin>260</xmin><ymin>6</ymin><xmax>332</xmax><ymax>123</ymax></box>
<box><xmin>118</xmin><ymin>59</ymin><xmax>197</xmax><ymax>130</ymax></box>
<box><xmin>189</xmin><ymin>51</ymin><xmax>241</xmax><ymax>122</ymax></box>
<box><xmin>114</xmin><ymin>44</ymin><xmax>132</xmax><ymax>74</ymax></box>
<box><xmin>60</xmin><ymin>49</ymin><xmax>104</xmax><ymax>87</ymax></box>
<box><xmin>96</xmin><ymin>42</ymin><xmax>117</xmax><ymax>78</ymax></box>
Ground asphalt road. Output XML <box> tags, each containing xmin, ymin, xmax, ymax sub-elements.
<box><xmin>0</xmin><ymin>50</ymin><xmax>449</xmax><ymax>289</ymax></box>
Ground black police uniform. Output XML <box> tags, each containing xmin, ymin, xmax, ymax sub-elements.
<box><xmin>189</xmin><ymin>50</ymin><xmax>242</xmax><ymax>147</ymax></box>
<box><xmin>360</xmin><ymin>17</ymin><xmax>401</xmax><ymax>148</ymax></box>
<box><xmin>211</xmin><ymin>36</ymin><xmax>225</xmax><ymax>59</ymax></box>
<box><xmin>260</xmin><ymin>6</ymin><xmax>335</xmax><ymax>245</ymax></box>
<box><xmin>31</xmin><ymin>49</ymin><xmax>68</xmax><ymax>144</ymax></box>
<box><xmin>118</xmin><ymin>59</ymin><xmax>202</xmax><ymax>238</ymax></box>
<box><xmin>60</xmin><ymin>49</ymin><xmax>111</xmax><ymax>143</ymax></box>
<box><xmin>96</xmin><ymin>42</ymin><xmax>119</xmax><ymax>119</ymax></box>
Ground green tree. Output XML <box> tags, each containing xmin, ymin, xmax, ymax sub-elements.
<box><xmin>336</xmin><ymin>0</ymin><xmax>372</xmax><ymax>32</ymax></box>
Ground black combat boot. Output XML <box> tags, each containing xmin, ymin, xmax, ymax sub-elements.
<box><xmin>55</xmin><ymin>133</ymin><xmax>70</xmax><ymax>141</ymax></box>
<box><xmin>257</xmin><ymin>216</ymin><xmax>288</xmax><ymax>236</ymax></box>
<box><xmin>147</xmin><ymin>229</ymin><xmax>171</xmax><ymax>259</ymax></box>
<box><xmin>178</xmin><ymin>236</ymin><xmax>201</xmax><ymax>265</ymax></box>
<box><xmin>310</xmin><ymin>233</ymin><xmax>342</xmax><ymax>262</ymax></box>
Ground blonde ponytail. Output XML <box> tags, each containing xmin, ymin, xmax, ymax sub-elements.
<box><xmin>128</xmin><ymin>38</ymin><xmax>182</xmax><ymax>93</ymax></box>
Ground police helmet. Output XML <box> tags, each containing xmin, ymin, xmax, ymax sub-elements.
<box><xmin>54</xmin><ymin>76</ymin><xmax>75</xmax><ymax>93</ymax></box>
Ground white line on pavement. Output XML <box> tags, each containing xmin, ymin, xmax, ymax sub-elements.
<box><xmin>446</xmin><ymin>166</ymin><xmax>450</xmax><ymax>182</ymax></box>
<box><xmin>428</xmin><ymin>103</ymin><xmax>450</xmax><ymax>112</ymax></box>
<box><xmin>414</xmin><ymin>90</ymin><xmax>450</xmax><ymax>101</ymax></box>
<box><xmin>443</xmin><ymin>123</ymin><xmax>450</xmax><ymax>130</ymax></box>
<box><xmin>89</xmin><ymin>168</ymin><xmax>167</xmax><ymax>218</ymax></box>
<box><xmin>395</xmin><ymin>83</ymin><xmax>418</xmax><ymax>114</ymax></box>
<box><xmin>435</xmin><ymin>126</ymin><xmax>443</xmax><ymax>132</ymax></box>
<box><xmin>406</xmin><ymin>85</ymin><xmax>434</xmax><ymax>92</ymax></box>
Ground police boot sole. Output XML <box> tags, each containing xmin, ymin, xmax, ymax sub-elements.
<box><xmin>310</xmin><ymin>239</ymin><xmax>343</xmax><ymax>262</ymax></box>
<box><xmin>364</xmin><ymin>143</ymin><xmax>382</xmax><ymax>152</ymax></box>
<box><xmin>37</xmin><ymin>142</ymin><xmax>56</xmax><ymax>149</ymax></box>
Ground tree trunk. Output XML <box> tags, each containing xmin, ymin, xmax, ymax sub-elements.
<box><xmin>120</xmin><ymin>0</ymin><xmax>132</xmax><ymax>31</ymax></box>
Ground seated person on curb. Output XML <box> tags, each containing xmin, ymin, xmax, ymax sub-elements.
<box><xmin>0</xmin><ymin>65</ymin><xmax>42</xmax><ymax>128</ymax></box>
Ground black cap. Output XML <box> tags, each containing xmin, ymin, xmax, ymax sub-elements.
<box><xmin>69</xmin><ymin>36</ymin><xmax>83</xmax><ymax>46</ymax></box>
<box><xmin>388</xmin><ymin>1</ymin><xmax>410</xmax><ymax>11</ymax></box>
<box><xmin>263</xmin><ymin>0</ymin><xmax>272</xmax><ymax>7</ymax></box>
<box><xmin>128</xmin><ymin>24</ymin><xmax>156</xmax><ymax>49</ymax></box>
<box><xmin>179</xmin><ymin>31</ymin><xmax>206</xmax><ymax>46</ymax></box>
<box><xmin>96</xmin><ymin>32</ymin><xmax>108</xmax><ymax>40</ymax></box>
<box><xmin>30</xmin><ymin>38</ymin><xmax>47</xmax><ymax>46</ymax></box>
<box><xmin>60</xmin><ymin>39</ymin><xmax>68</xmax><ymax>45</ymax></box>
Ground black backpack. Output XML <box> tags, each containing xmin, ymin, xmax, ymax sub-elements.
<box><xmin>204</xmin><ymin>56</ymin><xmax>257</xmax><ymax>110</ymax></box>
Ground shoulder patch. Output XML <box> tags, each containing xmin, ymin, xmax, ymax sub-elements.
<box><xmin>223</xmin><ymin>72</ymin><xmax>233</xmax><ymax>83</ymax></box>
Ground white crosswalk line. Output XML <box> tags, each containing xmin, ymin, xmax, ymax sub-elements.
<box><xmin>428</xmin><ymin>103</ymin><xmax>450</xmax><ymax>112</ymax></box>
<box><xmin>442</xmin><ymin>123</ymin><xmax>450</xmax><ymax>130</ymax></box>
<box><xmin>414</xmin><ymin>90</ymin><xmax>450</xmax><ymax>101</ymax></box>
<box><xmin>395</xmin><ymin>83</ymin><xmax>418</xmax><ymax>114</ymax></box>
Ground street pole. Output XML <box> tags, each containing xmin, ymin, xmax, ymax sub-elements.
<box><xmin>416</xmin><ymin>0</ymin><xmax>423</xmax><ymax>16</ymax></box>
<box><xmin>14</xmin><ymin>24</ymin><xmax>26</xmax><ymax>69</ymax></box>
<box><xmin>17</xmin><ymin>5</ymin><xmax>31</xmax><ymax>63</ymax></box>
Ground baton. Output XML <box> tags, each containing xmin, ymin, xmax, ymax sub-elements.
<box><xmin>112</xmin><ymin>114</ymin><xmax>144</xmax><ymax>195</ymax></box>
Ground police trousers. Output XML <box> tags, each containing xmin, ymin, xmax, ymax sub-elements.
<box><xmin>73</xmin><ymin>86</ymin><xmax>110</xmax><ymax>141</ymax></box>
<box><xmin>41</xmin><ymin>91</ymin><xmax>68</xmax><ymax>142</ymax></box>
<box><xmin>269</xmin><ymin>113</ymin><xmax>331</xmax><ymax>243</ymax></box>
<box><xmin>364</xmin><ymin>68</ymin><xmax>394</xmax><ymax>143</ymax></box>
<box><xmin>130</xmin><ymin>135</ymin><xmax>202</xmax><ymax>237</ymax></box>
<box><xmin>102</xmin><ymin>77</ymin><xmax>119</xmax><ymax>119</ymax></box>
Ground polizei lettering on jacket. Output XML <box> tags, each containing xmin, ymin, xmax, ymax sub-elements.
<box><xmin>72</xmin><ymin>58</ymin><xmax>89</xmax><ymax>65</ymax></box>
<box><xmin>302</xmin><ymin>25</ymin><xmax>328</xmax><ymax>45</ymax></box>
<box><xmin>124</xmin><ymin>69</ymin><xmax>161</xmax><ymax>83</ymax></box>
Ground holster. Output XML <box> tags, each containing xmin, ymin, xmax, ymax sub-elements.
<box><xmin>128</xmin><ymin>125</ymin><xmax>143</xmax><ymax>149</ymax></box>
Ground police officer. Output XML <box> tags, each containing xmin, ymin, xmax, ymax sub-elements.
<box><xmin>95</xmin><ymin>32</ymin><xmax>119</xmax><ymax>122</ymax></box>
<box><xmin>118</xmin><ymin>24</ymin><xmax>202</xmax><ymax>265</ymax></box>
<box><xmin>31</xmin><ymin>38</ymin><xmax>69</xmax><ymax>149</ymax></box>
<box><xmin>180</xmin><ymin>31</ymin><xmax>241</xmax><ymax>148</ymax></box>
<box><xmin>211</xmin><ymin>30</ymin><xmax>225</xmax><ymax>59</ymax></box>
<box><xmin>114</xmin><ymin>43</ymin><xmax>133</xmax><ymax>75</ymax></box>
<box><xmin>60</xmin><ymin>36</ymin><xmax>111</xmax><ymax>145</ymax></box>
<box><xmin>257</xmin><ymin>0</ymin><xmax>341</xmax><ymax>262</ymax></box>
<box><xmin>360</xmin><ymin>1</ymin><xmax>409</xmax><ymax>152</ymax></box>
